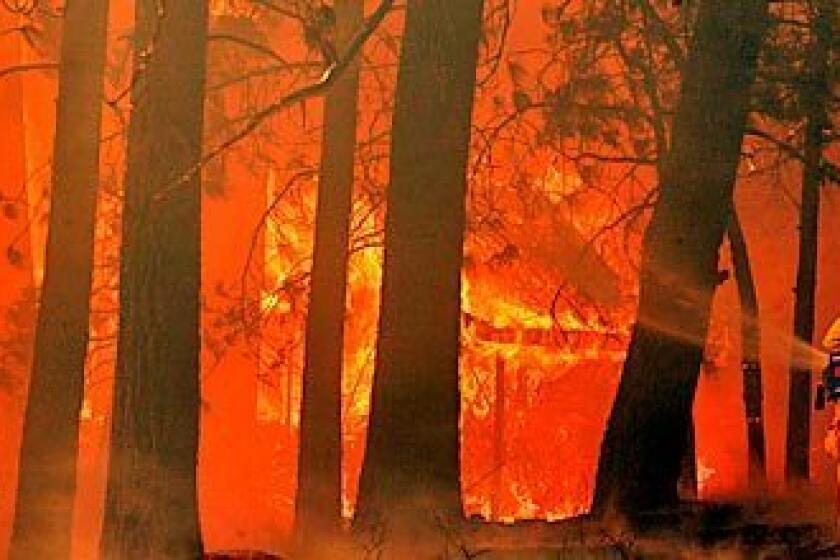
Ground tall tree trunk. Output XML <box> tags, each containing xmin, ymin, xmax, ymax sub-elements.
<box><xmin>9</xmin><ymin>1</ymin><xmax>109</xmax><ymax>558</ymax></box>
<box><xmin>592</xmin><ymin>0</ymin><xmax>769</xmax><ymax>517</ymax></box>
<box><xmin>784</xmin><ymin>0</ymin><xmax>832</xmax><ymax>484</ymax></box>
<box><xmin>100</xmin><ymin>0</ymin><xmax>208</xmax><ymax>557</ymax></box>
<box><xmin>295</xmin><ymin>0</ymin><xmax>363</xmax><ymax>548</ymax></box>
<box><xmin>354</xmin><ymin>0</ymin><xmax>484</xmax><ymax>544</ymax></box>
<box><xmin>728</xmin><ymin>208</ymin><xmax>767</xmax><ymax>487</ymax></box>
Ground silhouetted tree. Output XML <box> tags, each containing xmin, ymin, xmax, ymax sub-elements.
<box><xmin>100</xmin><ymin>0</ymin><xmax>208</xmax><ymax>557</ymax></box>
<box><xmin>354</xmin><ymin>0</ymin><xmax>484</xmax><ymax>544</ymax></box>
<box><xmin>785</xmin><ymin>0</ymin><xmax>834</xmax><ymax>483</ymax></box>
<box><xmin>729</xmin><ymin>208</ymin><xmax>766</xmax><ymax>487</ymax></box>
<box><xmin>592</xmin><ymin>0</ymin><xmax>770</xmax><ymax>517</ymax></box>
<box><xmin>9</xmin><ymin>1</ymin><xmax>110</xmax><ymax>558</ymax></box>
<box><xmin>295</xmin><ymin>0</ymin><xmax>363</xmax><ymax>549</ymax></box>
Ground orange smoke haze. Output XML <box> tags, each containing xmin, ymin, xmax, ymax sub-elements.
<box><xmin>0</xmin><ymin>2</ymin><xmax>839</xmax><ymax>558</ymax></box>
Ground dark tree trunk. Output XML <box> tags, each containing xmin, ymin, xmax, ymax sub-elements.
<box><xmin>353</xmin><ymin>0</ymin><xmax>484</xmax><ymax>543</ymax></box>
<box><xmin>492</xmin><ymin>354</ymin><xmax>506</xmax><ymax>519</ymax></box>
<box><xmin>592</xmin><ymin>0</ymin><xmax>769</xmax><ymax>517</ymax></box>
<box><xmin>100</xmin><ymin>0</ymin><xmax>208</xmax><ymax>557</ymax></box>
<box><xmin>678</xmin><ymin>421</ymin><xmax>697</xmax><ymax>500</ymax></box>
<box><xmin>295</xmin><ymin>0</ymin><xmax>363</xmax><ymax>547</ymax></box>
<box><xmin>784</xmin><ymin>0</ymin><xmax>832</xmax><ymax>484</ymax></box>
<box><xmin>9</xmin><ymin>1</ymin><xmax>109</xmax><ymax>558</ymax></box>
<box><xmin>728</xmin><ymin>209</ymin><xmax>767</xmax><ymax>487</ymax></box>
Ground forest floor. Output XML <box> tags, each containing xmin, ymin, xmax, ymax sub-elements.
<box><xmin>470</xmin><ymin>503</ymin><xmax>840</xmax><ymax>558</ymax></box>
<box><xmin>206</xmin><ymin>500</ymin><xmax>840</xmax><ymax>559</ymax></box>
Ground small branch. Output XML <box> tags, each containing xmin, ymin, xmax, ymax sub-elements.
<box><xmin>0</xmin><ymin>61</ymin><xmax>58</xmax><ymax>81</ymax></box>
<box><xmin>154</xmin><ymin>0</ymin><xmax>396</xmax><ymax>202</ymax></box>
<box><xmin>746</xmin><ymin>126</ymin><xmax>840</xmax><ymax>184</ymax></box>
<box><xmin>208</xmin><ymin>33</ymin><xmax>287</xmax><ymax>64</ymax></box>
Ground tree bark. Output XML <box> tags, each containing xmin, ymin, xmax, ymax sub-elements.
<box><xmin>353</xmin><ymin>0</ymin><xmax>484</xmax><ymax>543</ymax></box>
<box><xmin>592</xmin><ymin>0</ymin><xmax>769</xmax><ymax>517</ymax></box>
<box><xmin>295</xmin><ymin>0</ymin><xmax>363</xmax><ymax>548</ymax></box>
<box><xmin>9</xmin><ymin>1</ymin><xmax>109</xmax><ymax>558</ymax></box>
<box><xmin>784</xmin><ymin>0</ymin><xmax>832</xmax><ymax>484</ymax></box>
<box><xmin>100</xmin><ymin>0</ymin><xmax>208</xmax><ymax>557</ymax></box>
<box><xmin>728</xmin><ymin>208</ymin><xmax>767</xmax><ymax>487</ymax></box>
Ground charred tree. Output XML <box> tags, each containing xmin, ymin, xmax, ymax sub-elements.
<box><xmin>592</xmin><ymin>0</ymin><xmax>769</xmax><ymax>517</ymax></box>
<box><xmin>354</xmin><ymin>0</ymin><xmax>484</xmax><ymax>541</ymax></box>
<box><xmin>784</xmin><ymin>0</ymin><xmax>832</xmax><ymax>484</ymax></box>
<box><xmin>728</xmin><ymin>208</ymin><xmax>767</xmax><ymax>487</ymax></box>
<box><xmin>100</xmin><ymin>0</ymin><xmax>208</xmax><ymax>557</ymax></box>
<box><xmin>9</xmin><ymin>1</ymin><xmax>110</xmax><ymax>558</ymax></box>
<box><xmin>295</xmin><ymin>0</ymin><xmax>363</xmax><ymax>547</ymax></box>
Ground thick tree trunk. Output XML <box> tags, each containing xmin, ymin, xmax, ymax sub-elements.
<box><xmin>784</xmin><ymin>0</ymin><xmax>832</xmax><ymax>483</ymax></box>
<box><xmin>728</xmin><ymin>209</ymin><xmax>767</xmax><ymax>487</ymax></box>
<box><xmin>353</xmin><ymin>0</ymin><xmax>484</xmax><ymax>545</ymax></box>
<box><xmin>592</xmin><ymin>0</ymin><xmax>769</xmax><ymax>517</ymax></box>
<box><xmin>100</xmin><ymin>1</ymin><xmax>208</xmax><ymax>557</ymax></box>
<box><xmin>294</xmin><ymin>0</ymin><xmax>363</xmax><ymax>548</ymax></box>
<box><xmin>9</xmin><ymin>1</ymin><xmax>109</xmax><ymax>558</ymax></box>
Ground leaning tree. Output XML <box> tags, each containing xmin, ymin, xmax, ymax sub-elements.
<box><xmin>592</xmin><ymin>0</ymin><xmax>770</xmax><ymax>516</ymax></box>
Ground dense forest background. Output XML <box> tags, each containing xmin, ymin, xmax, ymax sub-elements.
<box><xmin>0</xmin><ymin>0</ymin><xmax>839</xmax><ymax>558</ymax></box>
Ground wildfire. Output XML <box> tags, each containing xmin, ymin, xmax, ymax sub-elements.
<box><xmin>250</xmin><ymin>160</ymin><xmax>634</xmax><ymax>523</ymax></box>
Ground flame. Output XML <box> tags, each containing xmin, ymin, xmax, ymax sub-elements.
<box><xmin>543</xmin><ymin>164</ymin><xmax>584</xmax><ymax>203</ymax></box>
<box><xmin>697</xmin><ymin>459</ymin><xmax>717</xmax><ymax>494</ymax></box>
<box><xmin>463</xmin><ymin>274</ymin><xmax>554</xmax><ymax>331</ymax></box>
<box><xmin>4</xmin><ymin>2</ymin><xmax>833</xmax><ymax>555</ymax></box>
<box><xmin>250</xmin><ymin>168</ymin><xmax>633</xmax><ymax>523</ymax></box>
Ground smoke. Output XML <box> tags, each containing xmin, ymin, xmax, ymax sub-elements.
<box><xmin>638</xmin><ymin>303</ymin><xmax>828</xmax><ymax>372</ymax></box>
<box><xmin>628</xmin><ymin>264</ymin><xmax>829</xmax><ymax>372</ymax></box>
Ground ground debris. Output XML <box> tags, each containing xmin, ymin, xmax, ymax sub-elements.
<box><xmin>466</xmin><ymin>503</ymin><xmax>840</xmax><ymax>559</ymax></box>
<box><xmin>205</xmin><ymin>552</ymin><xmax>285</xmax><ymax>559</ymax></box>
<box><xmin>201</xmin><ymin>502</ymin><xmax>840</xmax><ymax>559</ymax></box>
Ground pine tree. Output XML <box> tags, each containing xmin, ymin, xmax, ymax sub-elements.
<box><xmin>100</xmin><ymin>0</ymin><xmax>208</xmax><ymax>557</ymax></box>
<box><xmin>10</xmin><ymin>1</ymin><xmax>109</xmax><ymax>557</ymax></box>
<box><xmin>354</xmin><ymin>0</ymin><xmax>484</xmax><ymax>547</ymax></box>
<box><xmin>592</xmin><ymin>0</ymin><xmax>770</xmax><ymax>516</ymax></box>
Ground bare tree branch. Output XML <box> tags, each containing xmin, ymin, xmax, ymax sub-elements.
<box><xmin>154</xmin><ymin>0</ymin><xmax>396</xmax><ymax>202</ymax></box>
<box><xmin>0</xmin><ymin>61</ymin><xmax>57</xmax><ymax>81</ymax></box>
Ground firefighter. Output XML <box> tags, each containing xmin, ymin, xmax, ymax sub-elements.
<box><xmin>817</xmin><ymin>319</ymin><xmax>840</xmax><ymax>409</ymax></box>
<box><xmin>819</xmin><ymin>317</ymin><xmax>840</xmax><ymax>535</ymax></box>
<box><xmin>823</xmin><ymin>317</ymin><xmax>840</xmax><ymax>353</ymax></box>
